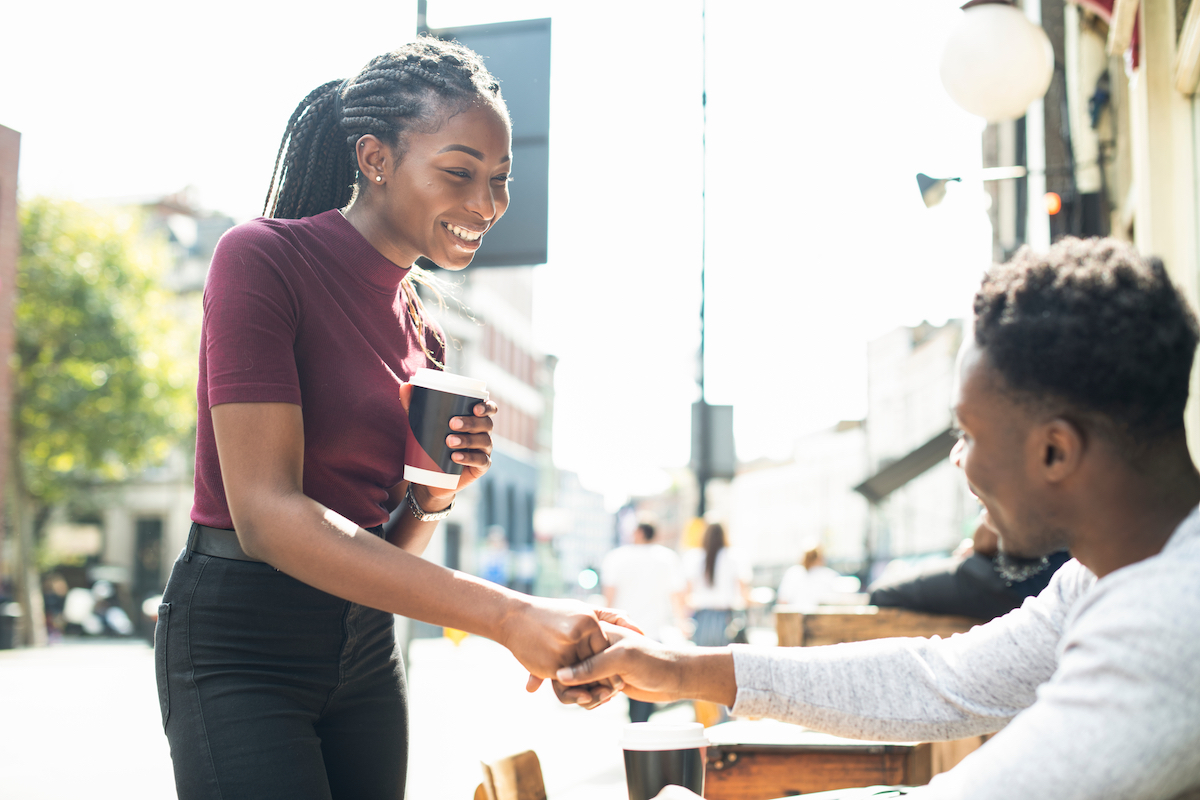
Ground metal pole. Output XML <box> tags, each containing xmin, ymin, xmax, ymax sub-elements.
<box><xmin>416</xmin><ymin>0</ymin><xmax>430</xmax><ymax>35</ymax></box>
<box><xmin>696</xmin><ymin>0</ymin><xmax>709</xmax><ymax>519</ymax></box>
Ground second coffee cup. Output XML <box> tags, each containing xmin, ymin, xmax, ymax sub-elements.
<box><xmin>403</xmin><ymin>368</ymin><xmax>489</xmax><ymax>491</ymax></box>
<box><xmin>620</xmin><ymin>722</ymin><xmax>708</xmax><ymax>800</ymax></box>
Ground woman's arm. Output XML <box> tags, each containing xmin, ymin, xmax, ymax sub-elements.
<box><xmin>212</xmin><ymin>400</ymin><xmax>611</xmax><ymax>684</ymax></box>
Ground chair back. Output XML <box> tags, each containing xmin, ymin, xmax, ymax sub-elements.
<box><xmin>478</xmin><ymin>749</ymin><xmax>547</xmax><ymax>800</ymax></box>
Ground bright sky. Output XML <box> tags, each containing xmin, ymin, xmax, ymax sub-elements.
<box><xmin>1</xmin><ymin>0</ymin><xmax>991</xmax><ymax>505</ymax></box>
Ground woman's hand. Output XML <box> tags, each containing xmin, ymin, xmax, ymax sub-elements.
<box><xmin>525</xmin><ymin>608</ymin><xmax>644</xmax><ymax>706</ymax></box>
<box><xmin>498</xmin><ymin>596</ymin><xmax>616</xmax><ymax>687</ymax></box>
<box><xmin>397</xmin><ymin>383</ymin><xmax>497</xmax><ymax>505</ymax></box>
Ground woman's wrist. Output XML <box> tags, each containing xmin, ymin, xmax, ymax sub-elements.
<box><xmin>410</xmin><ymin>483</ymin><xmax>455</xmax><ymax>513</ymax></box>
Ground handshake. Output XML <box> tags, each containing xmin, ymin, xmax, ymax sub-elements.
<box><xmin>509</xmin><ymin>597</ymin><xmax>738</xmax><ymax>713</ymax></box>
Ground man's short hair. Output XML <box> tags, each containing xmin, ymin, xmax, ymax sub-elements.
<box><xmin>636</xmin><ymin>522</ymin><xmax>656</xmax><ymax>542</ymax></box>
<box><xmin>973</xmin><ymin>237</ymin><xmax>1199</xmax><ymax>452</ymax></box>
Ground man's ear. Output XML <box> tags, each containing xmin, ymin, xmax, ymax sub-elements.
<box><xmin>1039</xmin><ymin>418</ymin><xmax>1085</xmax><ymax>482</ymax></box>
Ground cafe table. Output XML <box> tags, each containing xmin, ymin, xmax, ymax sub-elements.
<box><xmin>703</xmin><ymin>719</ymin><xmax>981</xmax><ymax>800</ymax></box>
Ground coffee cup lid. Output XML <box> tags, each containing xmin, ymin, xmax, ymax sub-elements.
<box><xmin>620</xmin><ymin>723</ymin><xmax>709</xmax><ymax>751</ymax></box>
<box><xmin>409</xmin><ymin>368</ymin><xmax>489</xmax><ymax>400</ymax></box>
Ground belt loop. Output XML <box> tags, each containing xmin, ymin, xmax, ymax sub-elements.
<box><xmin>184</xmin><ymin>521</ymin><xmax>199</xmax><ymax>562</ymax></box>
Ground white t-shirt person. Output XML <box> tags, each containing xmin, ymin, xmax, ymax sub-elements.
<box><xmin>601</xmin><ymin>526</ymin><xmax>686</xmax><ymax>642</ymax></box>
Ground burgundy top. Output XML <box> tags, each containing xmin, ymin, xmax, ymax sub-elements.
<box><xmin>192</xmin><ymin>210</ymin><xmax>441</xmax><ymax>530</ymax></box>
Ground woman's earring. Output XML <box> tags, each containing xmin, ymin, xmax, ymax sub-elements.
<box><xmin>375</xmin><ymin>175</ymin><xmax>383</xmax><ymax>182</ymax></box>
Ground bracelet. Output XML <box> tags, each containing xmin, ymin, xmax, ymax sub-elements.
<box><xmin>406</xmin><ymin>485</ymin><xmax>454</xmax><ymax>522</ymax></box>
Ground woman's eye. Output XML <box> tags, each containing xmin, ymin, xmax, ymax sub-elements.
<box><xmin>447</xmin><ymin>169</ymin><xmax>470</xmax><ymax>178</ymax></box>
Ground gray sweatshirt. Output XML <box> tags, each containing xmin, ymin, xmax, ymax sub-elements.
<box><xmin>730</xmin><ymin>507</ymin><xmax>1200</xmax><ymax>800</ymax></box>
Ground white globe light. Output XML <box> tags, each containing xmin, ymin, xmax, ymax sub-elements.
<box><xmin>940</xmin><ymin>3</ymin><xmax>1055</xmax><ymax>122</ymax></box>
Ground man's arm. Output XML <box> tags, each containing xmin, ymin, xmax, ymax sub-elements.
<box><xmin>915</xmin><ymin>561</ymin><xmax>1200</xmax><ymax>800</ymax></box>
<box><xmin>562</xmin><ymin>564</ymin><xmax>1087</xmax><ymax>739</ymax></box>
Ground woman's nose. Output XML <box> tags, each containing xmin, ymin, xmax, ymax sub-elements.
<box><xmin>465</xmin><ymin>182</ymin><xmax>498</xmax><ymax>221</ymax></box>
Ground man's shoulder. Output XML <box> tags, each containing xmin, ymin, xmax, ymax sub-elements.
<box><xmin>1067</xmin><ymin>519</ymin><xmax>1200</xmax><ymax>652</ymax></box>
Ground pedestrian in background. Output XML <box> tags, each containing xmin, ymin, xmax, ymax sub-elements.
<box><xmin>776</xmin><ymin>545</ymin><xmax>842</xmax><ymax>610</ymax></box>
<box><xmin>601</xmin><ymin>521</ymin><xmax>687</xmax><ymax>722</ymax></box>
<box><xmin>683</xmin><ymin>522</ymin><xmax>751</xmax><ymax>647</ymax></box>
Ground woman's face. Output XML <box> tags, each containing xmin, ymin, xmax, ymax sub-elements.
<box><xmin>375</xmin><ymin>101</ymin><xmax>512</xmax><ymax>270</ymax></box>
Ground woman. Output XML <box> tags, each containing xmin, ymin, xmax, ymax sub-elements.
<box><xmin>156</xmin><ymin>39</ymin><xmax>617</xmax><ymax>800</ymax></box>
<box><xmin>683</xmin><ymin>522</ymin><xmax>750</xmax><ymax>647</ymax></box>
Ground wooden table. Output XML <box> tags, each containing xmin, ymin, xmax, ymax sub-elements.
<box><xmin>774</xmin><ymin>606</ymin><xmax>984</xmax><ymax>648</ymax></box>
<box><xmin>703</xmin><ymin>719</ymin><xmax>984</xmax><ymax>800</ymax></box>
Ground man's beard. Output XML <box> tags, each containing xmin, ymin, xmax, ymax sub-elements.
<box><xmin>994</xmin><ymin>551</ymin><xmax>1052</xmax><ymax>583</ymax></box>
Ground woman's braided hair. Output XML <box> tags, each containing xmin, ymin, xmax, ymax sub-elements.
<box><xmin>261</xmin><ymin>37</ymin><xmax>507</xmax><ymax>368</ymax></box>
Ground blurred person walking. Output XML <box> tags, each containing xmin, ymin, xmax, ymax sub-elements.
<box><xmin>683</xmin><ymin>523</ymin><xmax>751</xmax><ymax>647</ymax></box>
<box><xmin>156</xmin><ymin>38</ymin><xmax>623</xmax><ymax>800</ymax></box>
<box><xmin>601</xmin><ymin>521</ymin><xmax>687</xmax><ymax>722</ymax></box>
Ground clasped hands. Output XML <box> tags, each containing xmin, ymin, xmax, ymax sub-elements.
<box><xmin>529</xmin><ymin>619</ymin><xmax>725</xmax><ymax>710</ymax></box>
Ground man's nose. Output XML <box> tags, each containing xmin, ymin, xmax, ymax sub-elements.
<box><xmin>950</xmin><ymin>437</ymin><xmax>965</xmax><ymax>468</ymax></box>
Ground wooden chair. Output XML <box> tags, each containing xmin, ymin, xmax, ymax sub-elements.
<box><xmin>474</xmin><ymin>750</ymin><xmax>547</xmax><ymax>800</ymax></box>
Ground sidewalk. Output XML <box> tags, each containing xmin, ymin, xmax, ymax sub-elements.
<box><xmin>0</xmin><ymin>634</ymin><xmax>689</xmax><ymax>799</ymax></box>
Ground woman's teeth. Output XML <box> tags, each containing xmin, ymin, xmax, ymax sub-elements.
<box><xmin>446</xmin><ymin>223</ymin><xmax>482</xmax><ymax>242</ymax></box>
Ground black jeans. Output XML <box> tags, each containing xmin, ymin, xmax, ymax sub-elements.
<box><xmin>155</xmin><ymin>525</ymin><xmax>408</xmax><ymax>800</ymax></box>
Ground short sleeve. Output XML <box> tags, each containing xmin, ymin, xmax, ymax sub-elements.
<box><xmin>203</xmin><ymin>222</ymin><xmax>303</xmax><ymax>407</ymax></box>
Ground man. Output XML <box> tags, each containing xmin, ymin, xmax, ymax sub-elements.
<box><xmin>559</xmin><ymin>238</ymin><xmax>1200</xmax><ymax>799</ymax></box>
<box><xmin>600</xmin><ymin>521</ymin><xmax>687</xmax><ymax>722</ymax></box>
<box><xmin>867</xmin><ymin>515</ymin><xmax>1070</xmax><ymax>620</ymax></box>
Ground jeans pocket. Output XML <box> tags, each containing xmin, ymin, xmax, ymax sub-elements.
<box><xmin>154</xmin><ymin>603</ymin><xmax>171</xmax><ymax>728</ymax></box>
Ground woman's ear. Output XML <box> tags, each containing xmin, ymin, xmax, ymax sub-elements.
<box><xmin>355</xmin><ymin>135</ymin><xmax>388</xmax><ymax>182</ymax></box>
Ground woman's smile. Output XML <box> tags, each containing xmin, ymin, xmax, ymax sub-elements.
<box><xmin>442</xmin><ymin>221</ymin><xmax>485</xmax><ymax>248</ymax></box>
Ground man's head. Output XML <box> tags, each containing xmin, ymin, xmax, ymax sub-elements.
<box><xmin>951</xmin><ymin>237</ymin><xmax>1199</xmax><ymax>563</ymax></box>
<box><xmin>634</xmin><ymin>523</ymin><xmax>656</xmax><ymax>544</ymax></box>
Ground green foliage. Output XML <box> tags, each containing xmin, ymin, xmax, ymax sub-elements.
<box><xmin>15</xmin><ymin>197</ymin><xmax>196</xmax><ymax>505</ymax></box>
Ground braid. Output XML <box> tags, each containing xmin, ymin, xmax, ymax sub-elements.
<box><xmin>262</xmin><ymin>36</ymin><xmax>508</xmax><ymax>363</ymax></box>
<box><xmin>264</xmin><ymin>80</ymin><xmax>355</xmax><ymax>220</ymax></box>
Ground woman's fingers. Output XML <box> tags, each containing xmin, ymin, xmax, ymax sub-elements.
<box><xmin>595</xmin><ymin>607</ymin><xmax>644</xmax><ymax>635</ymax></box>
<box><xmin>451</xmin><ymin>449</ymin><xmax>492</xmax><ymax>470</ymax></box>
<box><xmin>450</xmin><ymin>412</ymin><xmax>494</xmax><ymax>433</ymax></box>
<box><xmin>446</xmin><ymin>432</ymin><xmax>493</xmax><ymax>453</ymax></box>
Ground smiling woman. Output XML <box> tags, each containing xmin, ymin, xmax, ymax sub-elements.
<box><xmin>154</xmin><ymin>37</ymin><xmax>624</xmax><ymax>800</ymax></box>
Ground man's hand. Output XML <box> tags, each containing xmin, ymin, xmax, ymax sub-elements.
<box><xmin>553</xmin><ymin>622</ymin><xmax>738</xmax><ymax>709</ymax></box>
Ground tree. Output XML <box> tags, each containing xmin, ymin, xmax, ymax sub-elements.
<box><xmin>8</xmin><ymin>197</ymin><xmax>195</xmax><ymax>644</ymax></box>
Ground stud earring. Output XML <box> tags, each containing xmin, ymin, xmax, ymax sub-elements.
<box><xmin>375</xmin><ymin>175</ymin><xmax>383</xmax><ymax>182</ymax></box>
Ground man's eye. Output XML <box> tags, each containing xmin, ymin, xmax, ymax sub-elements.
<box><xmin>493</xmin><ymin>174</ymin><xmax>512</xmax><ymax>183</ymax></box>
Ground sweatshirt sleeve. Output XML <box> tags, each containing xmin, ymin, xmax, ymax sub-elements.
<box><xmin>729</xmin><ymin>561</ymin><xmax>1090</xmax><ymax>742</ymax></box>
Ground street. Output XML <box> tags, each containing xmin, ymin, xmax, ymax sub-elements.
<box><xmin>0</xmin><ymin>634</ymin><xmax>687</xmax><ymax>799</ymax></box>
